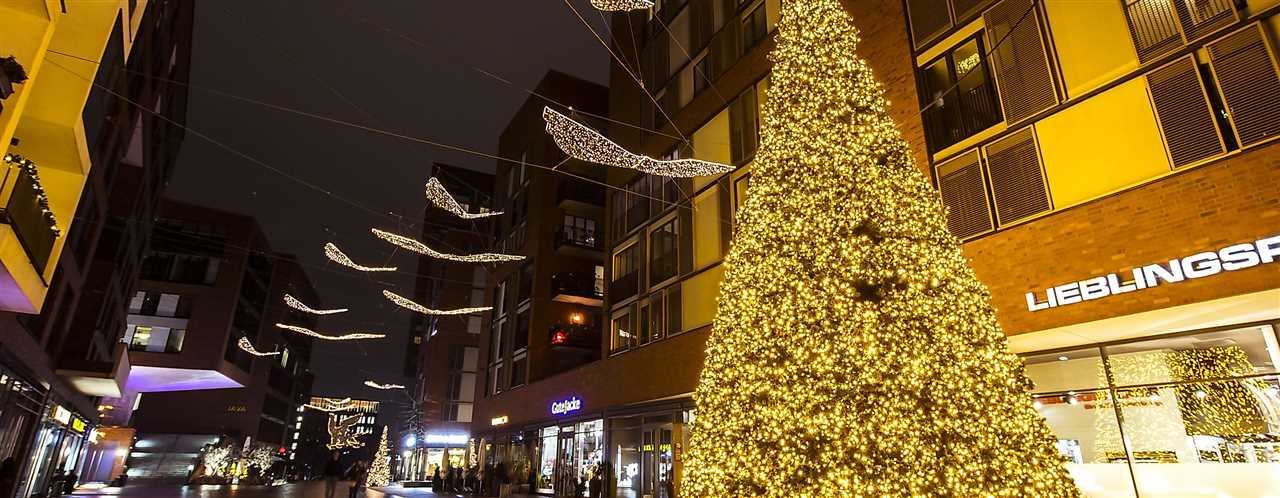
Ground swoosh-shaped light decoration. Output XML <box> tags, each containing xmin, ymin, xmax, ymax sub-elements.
<box><xmin>543</xmin><ymin>107</ymin><xmax>732</xmax><ymax>178</ymax></box>
<box><xmin>425</xmin><ymin>177</ymin><xmax>502</xmax><ymax>219</ymax></box>
<box><xmin>325</xmin><ymin>243</ymin><xmax>397</xmax><ymax>272</ymax></box>
<box><xmin>275</xmin><ymin>323</ymin><xmax>386</xmax><ymax>341</ymax></box>
<box><xmin>237</xmin><ymin>337</ymin><xmax>281</xmax><ymax>357</ymax></box>
<box><xmin>590</xmin><ymin>0</ymin><xmax>654</xmax><ymax>11</ymax></box>
<box><xmin>364</xmin><ymin>380</ymin><xmax>406</xmax><ymax>390</ymax></box>
<box><xmin>284</xmin><ymin>294</ymin><xmax>348</xmax><ymax>315</ymax></box>
<box><xmin>371</xmin><ymin>228</ymin><xmax>525</xmax><ymax>263</ymax></box>
<box><xmin>383</xmin><ymin>290</ymin><xmax>492</xmax><ymax>316</ymax></box>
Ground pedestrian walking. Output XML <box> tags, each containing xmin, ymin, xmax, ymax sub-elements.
<box><xmin>323</xmin><ymin>452</ymin><xmax>344</xmax><ymax>498</ymax></box>
<box><xmin>346</xmin><ymin>460</ymin><xmax>369</xmax><ymax>498</ymax></box>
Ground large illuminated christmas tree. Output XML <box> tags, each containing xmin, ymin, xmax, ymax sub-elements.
<box><xmin>679</xmin><ymin>1</ymin><xmax>1081</xmax><ymax>496</ymax></box>
<box><xmin>368</xmin><ymin>426</ymin><xmax>391</xmax><ymax>487</ymax></box>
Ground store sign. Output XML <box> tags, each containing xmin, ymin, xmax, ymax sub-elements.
<box><xmin>491</xmin><ymin>416</ymin><xmax>509</xmax><ymax>427</ymax></box>
<box><xmin>424</xmin><ymin>433</ymin><xmax>469</xmax><ymax>445</ymax></box>
<box><xmin>70</xmin><ymin>418</ymin><xmax>88</xmax><ymax>434</ymax></box>
<box><xmin>1026</xmin><ymin>235</ymin><xmax>1280</xmax><ymax>312</ymax></box>
<box><xmin>51</xmin><ymin>405</ymin><xmax>72</xmax><ymax>425</ymax></box>
<box><xmin>550</xmin><ymin>396</ymin><xmax>582</xmax><ymax>416</ymax></box>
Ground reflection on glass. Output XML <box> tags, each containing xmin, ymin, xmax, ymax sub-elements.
<box><xmin>538</xmin><ymin>427</ymin><xmax>557</xmax><ymax>494</ymax></box>
<box><xmin>1031</xmin><ymin>390</ymin><xmax>1137</xmax><ymax>497</ymax></box>
<box><xmin>1105</xmin><ymin>325</ymin><xmax>1280</xmax><ymax>386</ymax></box>
<box><xmin>1024</xmin><ymin>347</ymin><xmax>1108</xmax><ymax>393</ymax></box>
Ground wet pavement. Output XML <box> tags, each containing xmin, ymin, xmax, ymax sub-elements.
<box><xmin>68</xmin><ymin>481</ymin><xmax>480</xmax><ymax>498</ymax></box>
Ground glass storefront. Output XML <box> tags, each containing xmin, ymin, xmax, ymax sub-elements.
<box><xmin>0</xmin><ymin>370</ymin><xmax>44</xmax><ymax>498</ymax></box>
<box><xmin>1023</xmin><ymin>322</ymin><xmax>1280</xmax><ymax>497</ymax></box>
<box><xmin>609</xmin><ymin>412</ymin><xmax>689</xmax><ymax>498</ymax></box>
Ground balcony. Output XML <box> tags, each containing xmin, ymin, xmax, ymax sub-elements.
<box><xmin>557</xmin><ymin>179</ymin><xmax>605</xmax><ymax>212</ymax></box>
<box><xmin>554</xmin><ymin>226</ymin><xmax>603</xmax><ymax>259</ymax></box>
<box><xmin>608</xmin><ymin>271</ymin><xmax>639</xmax><ymax>303</ymax></box>
<box><xmin>551</xmin><ymin>272</ymin><xmax>603</xmax><ymax>307</ymax></box>
<box><xmin>0</xmin><ymin>154</ymin><xmax>61</xmax><ymax>313</ymax></box>
<box><xmin>56</xmin><ymin>343</ymin><xmax>131</xmax><ymax>398</ymax></box>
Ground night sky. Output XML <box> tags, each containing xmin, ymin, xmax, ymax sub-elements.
<box><xmin>166</xmin><ymin>1</ymin><xmax>609</xmax><ymax>416</ymax></box>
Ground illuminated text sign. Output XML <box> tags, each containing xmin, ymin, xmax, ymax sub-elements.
<box><xmin>1026</xmin><ymin>235</ymin><xmax>1280</xmax><ymax>312</ymax></box>
<box><xmin>550</xmin><ymin>396</ymin><xmax>582</xmax><ymax>416</ymax></box>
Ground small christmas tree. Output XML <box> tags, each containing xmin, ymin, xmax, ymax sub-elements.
<box><xmin>679</xmin><ymin>0</ymin><xmax>1081</xmax><ymax>496</ymax></box>
<box><xmin>367</xmin><ymin>425</ymin><xmax>391</xmax><ymax>487</ymax></box>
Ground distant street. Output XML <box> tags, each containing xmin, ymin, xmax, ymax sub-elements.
<box><xmin>70</xmin><ymin>482</ymin><xmax>477</xmax><ymax>498</ymax></box>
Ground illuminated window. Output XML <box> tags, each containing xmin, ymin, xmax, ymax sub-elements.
<box><xmin>128</xmin><ymin>326</ymin><xmax>152</xmax><ymax>351</ymax></box>
<box><xmin>649</xmin><ymin>218</ymin><xmax>680</xmax><ymax>285</ymax></box>
<box><xmin>612</xmin><ymin>310</ymin><xmax>635</xmax><ymax>353</ymax></box>
<box><xmin>918</xmin><ymin>35</ymin><xmax>1002</xmax><ymax>153</ymax></box>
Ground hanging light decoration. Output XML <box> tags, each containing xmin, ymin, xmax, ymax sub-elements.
<box><xmin>324</xmin><ymin>242</ymin><xmax>397</xmax><ymax>272</ymax></box>
<box><xmin>371</xmin><ymin>228</ymin><xmax>524</xmax><ymax>263</ymax></box>
<box><xmin>326</xmin><ymin>413</ymin><xmax>364</xmax><ymax>450</ymax></box>
<box><xmin>364</xmin><ymin>380</ymin><xmax>406</xmax><ymax>390</ymax></box>
<box><xmin>305</xmin><ymin>398</ymin><xmax>355</xmax><ymax>412</ymax></box>
<box><xmin>590</xmin><ymin>0</ymin><xmax>654</xmax><ymax>11</ymax></box>
<box><xmin>3</xmin><ymin>154</ymin><xmax>61</xmax><ymax>237</ymax></box>
<box><xmin>275</xmin><ymin>323</ymin><xmax>385</xmax><ymax>341</ymax></box>
<box><xmin>383</xmin><ymin>290</ymin><xmax>492</xmax><ymax>316</ymax></box>
<box><xmin>542</xmin><ymin>107</ymin><xmax>732</xmax><ymax>178</ymax></box>
<box><xmin>425</xmin><ymin>177</ymin><xmax>502</xmax><ymax>219</ymax></box>
<box><xmin>284</xmin><ymin>294</ymin><xmax>348</xmax><ymax>315</ymax></box>
<box><xmin>237</xmin><ymin>337</ymin><xmax>281</xmax><ymax>357</ymax></box>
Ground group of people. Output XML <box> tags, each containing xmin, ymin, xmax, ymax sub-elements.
<box><xmin>430</xmin><ymin>463</ymin><xmax>478</xmax><ymax>494</ymax></box>
<box><xmin>322</xmin><ymin>452</ymin><xmax>370</xmax><ymax>498</ymax></box>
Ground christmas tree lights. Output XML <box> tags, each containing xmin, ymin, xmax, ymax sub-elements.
<box><xmin>237</xmin><ymin>337</ymin><xmax>281</xmax><ymax>357</ymax></box>
<box><xmin>275</xmin><ymin>323</ymin><xmax>386</xmax><ymax>341</ymax></box>
<box><xmin>325</xmin><ymin>242</ymin><xmax>398</xmax><ymax>272</ymax></box>
<box><xmin>590</xmin><ymin>0</ymin><xmax>653</xmax><ymax>12</ymax></box>
<box><xmin>367</xmin><ymin>426</ymin><xmax>391</xmax><ymax>487</ymax></box>
<box><xmin>383</xmin><ymin>289</ymin><xmax>492</xmax><ymax>315</ymax></box>
<box><xmin>680</xmin><ymin>1</ymin><xmax>1081</xmax><ymax>496</ymax></box>
<box><xmin>425</xmin><ymin>177</ymin><xmax>502</xmax><ymax>219</ymax></box>
<box><xmin>326</xmin><ymin>413</ymin><xmax>364</xmax><ymax>450</ymax></box>
<box><xmin>371</xmin><ymin>228</ymin><xmax>524</xmax><ymax>263</ymax></box>
<box><xmin>542</xmin><ymin>107</ymin><xmax>732</xmax><ymax>177</ymax></box>
<box><xmin>284</xmin><ymin>294</ymin><xmax>348</xmax><ymax>315</ymax></box>
<box><xmin>364</xmin><ymin>380</ymin><xmax>406</xmax><ymax>390</ymax></box>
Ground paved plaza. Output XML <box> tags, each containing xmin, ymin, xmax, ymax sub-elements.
<box><xmin>68</xmin><ymin>482</ymin><xmax>479</xmax><ymax>498</ymax></box>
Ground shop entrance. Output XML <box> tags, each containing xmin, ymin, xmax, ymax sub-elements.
<box><xmin>555</xmin><ymin>432</ymin><xmax>576</xmax><ymax>496</ymax></box>
<box><xmin>611</xmin><ymin>414</ymin><xmax>683</xmax><ymax>498</ymax></box>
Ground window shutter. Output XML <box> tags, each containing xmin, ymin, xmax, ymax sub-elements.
<box><xmin>1172</xmin><ymin>0</ymin><xmax>1236</xmax><ymax>42</ymax></box>
<box><xmin>984</xmin><ymin>127</ymin><xmax>1050</xmax><ymax>225</ymax></box>
<box><xmin>936</xmin><ymin>150</ymin><xmax>993</xmax><ymax>239</ymax></box>
<box><xmin>985</xmin><ymin>0</ymin><xmax>1059</xmax><ymax>125</ymax></box>
<box><xmin>907</xmin><ymin>0</ymin><xmax>953</xmax><ymax>48</ymax></box>
<box><xmin>1147</xmin><ymin>56</ymin><xmax>1225</xmax><ymax>167</ymax></box>
<box><xmin>1122</xmin><ymin>0</ymin><xmax>1184</xmax><ymax>62</ymax></box>
<box><xmin>1208</xmin><ymin>23</ymin><xmax>1280</xmax><ymax>148</ymax></box>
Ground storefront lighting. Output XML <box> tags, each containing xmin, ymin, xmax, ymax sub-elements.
<box><xmin>403</xmin><ymin>434</ymin><xmax>416</xmax><ymax>448</ymax></box>
<box><xmin>402</xmin><ymin>450</ymin><xmax>412</xmax><ymax>459</ymax></box>
<box><xmin>423</xmin><ymin>433</ymin><xmax>469</xmax><ymax>445</ymax></box>
<box><xmin>1148</xmin><ymin>393</ymin><xmax>1161</xmax><ymax>403</ymax></box>
<box><xmin>1057</xmin><ymin>356</ymin><xmax>1068</xmax><ymax>361</ymax></box>
<box><xmin>491</xmin><ymin>415</ymin><xmax>509</xmax><ymax>426</ymax></box>
<box><xmin>116</xmin><ymin>449</ymin><xmax>128</xmax><ymax>458</ymax></box>
<box><xmin>1032</xmin><ymin>400</ymin><xmax>1043</xmax><ymax>410</ymax></box>
<box><xmin>1067</xmin><ymin>395</ymin><xmax>1078</xmax><ymax>406</ymax></box>
<box><xmin>551</xmin><ymin>396</ymin><xmax>583</xmax><ymax>416</ymax></box>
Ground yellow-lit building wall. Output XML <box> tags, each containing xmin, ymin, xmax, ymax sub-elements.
<box><xmin>1042</xmin><ymin>0</ymin><xmax>1139</xmax><ymax>99</ymax></box>
<box><xmin>681</xmin><ymin>265</ymin><xmax>723</xmax><ymax>331</ymax></box>
<box><xmin>0</xmin><ymin>0</ymin><xmax>139</xmax><ymax>313</ymax></box>
<box><xmin>1035</xmin><ymin>78</ymin><xmax>1172</xmax><ymax>208</ymax></box>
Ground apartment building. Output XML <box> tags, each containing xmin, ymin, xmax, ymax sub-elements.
<box><xmin>121</xmin><ymin>201</ymin><xmax>317</xmax><ymax>479</ymax></box>
<box><xmin>0</xmin><ymin>0</ymin><xmax>192</xmax><ymax>494</ymax></box>
<box><xmin>468</xmin><ymin>0</ymin><xmax>1280</xmax><ymax>497</ymax></box>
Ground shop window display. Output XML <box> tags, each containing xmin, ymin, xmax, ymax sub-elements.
<box><xmin>1023</xmin><ymin>323</ymin><xmax>1280</xmax><ymax>497</ymax></box>
<box><xmin>538</xmin><ymin>427</ymin><xmax>557</xmax><ymax>494</ymax></box>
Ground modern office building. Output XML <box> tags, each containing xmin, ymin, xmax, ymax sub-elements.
<box><xmin>121</xmin><ymin>201</ymin><xmax>318</xmax><ymax>479</ymax></box>
<box><xmin>399</xmin><ymin>163</ymin><xmax>493</xmax><ymax>481</ymax></box>
<box><xmin>470</xmin><ymin>1</ymin><xmax>1280</xmax><ymax>497</ymax></box>
<box><xmin>0</xmin><ymin>0</ymin><xmax>193</xmax><ymax>495</ymax></box>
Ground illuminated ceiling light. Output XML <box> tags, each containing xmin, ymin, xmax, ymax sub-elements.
<box><xmin>383</xmin><ymin>290</ymin><xmax>492</xmax><ymax>316</ymax></box>
<box><xmin>542</xmin><ymin>107</ymin><xmax>732</xmax><ymax>178</ymax></box>
<box><xmin>237</xmin><ymin>337</ymin><xmax>281</xmax><ymax>357</ymax></box>
<box><xmin>325</xmin><ymin>243</ymin><xmax>397</xmax><ymax>272</ymax></box>
<box><xmin>1057</xmin><ymin>356</ymin><xmax>1069</xmax><ymax>361</ymax></box>
<box><xmin>425</xmin><ymin>178</ymin><xmax>501</xmax><ymax>219</ymax></box>
<box><xmin>284</xmin><ymin>294</ymin><xmax>348</xmax><ymax>315</ymax></box>
<box><xmin>275</xmin><ymin>323</ymin><xmax>386</xmax><ymax>341</ymax></box>
<box><xmin>371</xmin><ymin>228</ymin><xmax>524</xmax><ymax>263</ymax></box>
<box><xmin>364</xmin><ymin>380</ymin><xmax>406</xmax><ymax>390</ymax></box>
<box><xmin>589</xmin><ymin>0</ymin><xmax>653</xmax><ymax>12</ymax></box>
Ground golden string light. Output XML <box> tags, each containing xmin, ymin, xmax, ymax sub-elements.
<box><xmin>542</xmin><ymin>107</ymin><xmax>732</xmax><ymax>177</ymax></box>
<box><xmin>589</xmin><ymin>0</ymin><xmax>653</xmax><ymax>11</ymax></box>
<box><xmin>371</xmin><ymin>228</ymin><xmax>524</xmax><ymax>263</ymax></box>
<box><xmin>284</xmin><ymin>293</ymin><xmax>348</xmax><ymax>315</ymax></box>
<box><xmin>363</xmin><ymin>380</ymin><xmax>406</xmax><ymax>390</ymax></box>
<box><xmin>679</xmin><ymin>1</ymin><xmax>1081</xmax><ymax>496</ymax></box>
<box><xmin>236</xmin><ymin>337</ymin><xmax>280</xmax><ymax>357</ymax></box>
<box><xmin>324</xmin><ymin>242</ymin><xmax>397</xmax><ymax>272</ymax></box>
<box><xmin>326</xmin><ymin>413</ymin><xmax>364</xmax><ymax>450</ymax></box>
<box><xmin>275</xmin><ymin>323</ymin><xmax>386</xmax><ymax>341</ymax></box>
<box><xmin>304</xmin><ymin>398</ymin><xmax>355</xmax><ymax>412</ymax></box>
<box><xmin>383</xmin><ymin>289</ymin><xmax>492</xmax><ymax>316</ymax></box>
<box><xmin>425</xmin><ymin>177</ymin><xmax>502</xmax><ymax>219</ymax></box>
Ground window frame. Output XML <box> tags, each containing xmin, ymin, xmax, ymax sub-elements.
<box><xmin>916</xmin><ymin>32</ymin><xmax>1003</xmax><ymax>154</ymax></box>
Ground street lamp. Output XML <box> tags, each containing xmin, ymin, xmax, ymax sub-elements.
<box><xmin>403</xmin><ymin>434</ymin><xmax>416</xmax><ymax>448</ymax></box>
